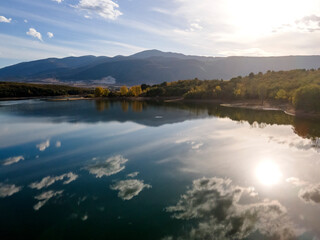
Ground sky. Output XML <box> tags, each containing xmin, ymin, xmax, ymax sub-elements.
<box><xmin>0</xmin><ymin>0</ymin><xmax>320</xmax><ymax>68</ymax></box>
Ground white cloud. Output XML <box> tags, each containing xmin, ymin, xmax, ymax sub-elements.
<box><xmin>76</xmin><ymin>0</ymin><xmax>123</xmax><ymax>20</ymax></box>
<box><xmin>0</xmin><ymin>183</ymin><xmax>22</xmax><ymax>198</ymax></box>
<box><xmin>287</xmin><ymin>177</ymin><xmax>320</xmax><ymax>204</ymax></box>
<box><xmin>0</xmin><ymin>16</ymin><xmax>12</xmax><ymax>23</ymax></box>
<box><xmin>26</xmin><ymin>28</ymin><xmax>43</xmax><ymax>41</ymax></box>
<box><xmin>33</xmin><ymin>190</ymin><xmax>63</xmax><ymax>211</ymax></box>
<box><xmin>189</xmin><ymin>22</ymin><xmax>203</xmax><ymax>32</ymax></box>
<box><xmin>29</xmin><ymin>172</ymin><xmax>78</xmax><ymax>190</ymax></box>
<box><xmin>2</xmin><ymin>156</ymin><xmax>24</xmax><ymax>166</ymax></box>
<box><xmin>110</xmin><ymin>179</ymin><xmax>151</xmax><ymax>200</ymax></box>
<box><xmin>52</xmin><ymin>0</ymin><xmax>63</xmax><ymax>3</ymax></box>
<box><xmin>86</xmin><ymin>155</ymin><xmax>128</xmax><ymax>178</ymax></box>
<box><xmin>24</xmin><ymin>19</ymin><xmax>28</xmax><ymax>23</ymax></box>
<box><xmin>36</xmin><ymin>139</ymin><xmax>50</xmax><ymax>151</ymax></box>
<box><xmin>166</xmin><ymin>177</ymin><xmax>296</xmax><ymax>239</ymax></box>
<box><xmin>47</xmin><ymin>32</ymin><xmax>54</xmax><ymax>38</ymax></box>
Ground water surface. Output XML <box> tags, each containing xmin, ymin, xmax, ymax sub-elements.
<box><xmin>1</xmin><ymin>99</ymin><xmax>320</xmax><ymax>240</ymax></box>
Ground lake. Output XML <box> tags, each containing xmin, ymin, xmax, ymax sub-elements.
<box><xmin>1</xmin><ymin>99</ymin><xmax>320</xmax><ymax>240</ymax></box>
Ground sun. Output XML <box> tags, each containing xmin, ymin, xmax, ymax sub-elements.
<box><xmin>255</xmin><ymin>160</ymin><xmax>282</xmax><ymax>186</ymax></box>
<box><xmin>224</xmin><ymin>0</ymin><xmax>318</xmax><ymax>37</ymax></box>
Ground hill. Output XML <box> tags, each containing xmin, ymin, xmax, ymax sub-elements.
<box><xmin>0</xmin><ymin>50</ymin><xmax>320</xmax><ymax>85</ymax></box>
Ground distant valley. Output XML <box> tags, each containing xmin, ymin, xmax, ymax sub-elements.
<box><xmin>1</xmin><ymin>50</ymin><xmax>320</xmax><ymax>86</ymax></box>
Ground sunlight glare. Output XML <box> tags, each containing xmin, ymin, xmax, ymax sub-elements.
<box><xmin>256</xmin><ymin>160</ymin><xmax>282</xmax><ymax>186</ymax></box>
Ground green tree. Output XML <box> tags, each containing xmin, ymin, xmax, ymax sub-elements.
<box><xmin>275</xmin><ymin>89</ymin><xmax>287</xmax><ymax>100</ymax></box>
<box><xmin>258</xmin><ymin>84</ymin><xmax>267</xmax><ymax>105</ymax></box>
<box><xmin>293</xmin><ymin>85</ymin><xmax>320</xmax><ymax>112</ymax></box>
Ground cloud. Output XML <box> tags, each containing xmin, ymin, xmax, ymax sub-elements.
<box><xmin>76</xmin><ymin>0</ymin><xmax>123</xmax><ymax>20</ymax></box>
<box><xmin>166</xmin><ymin>177</ymin><xmax>296</xmax><ymax>239</ymax></box>
<box><xmin>127</xmin><ymin>172</ymin><xmax>139</xmax><ymax>178</ymax></box>
<box><xmin>0</xmin><ymin>183</ymin><xmax>22</xmax><ymax>198</ymax></box>
<box><xmin>286</xmin><ymin>177</ymin><xmax>308</xmax><ymax>187</ymax></box>
<box><xmin>52</xmin><ymin>0</ymin><xmax>63</xmax><ymax>3</ymax></box>
<box><xmin>188</xmin><ymin>23</ymin><xmax>203</xmax><ymax>32</ymax></box>
<box><xmin>299</xmin><ymin>184</ymin><xmax>320</xmax><ymax>204</ymax></box>
<box><xmin>36</xmin><ymin>139</ymin><xmax>50</xmax><ymax>151</ymax></box>
<box><xmin>294</xmin><ymin>15</ymin><xmax>320</xmax><ymax>32</ymax></box>
<box><xmin>0</xmin><ymin>16</ymin><xmax>12</xmax><ymax>23</ymax></box>
<box><xmin>110</xmin><ymin>179</ymin><xmax>151</xmax><ymax>200</ymax></box>
<box><xmin>86</xmin><ymin>155</ymin><xmax>128</xmax><ymax>178</ymax></box>
<box><xmin>47</xmin><ymin>32</ymin><xmax>54</xmax><ymax>38</ymax></box>
<box><xmin>24</xmin><ymin>19</ymin><xmax>28</xmax><ymax>23</ymax></box>
<box><xmin>2</xmin><ymin>156</ymin><xmax>24</xmax><ymax>166</ymax></box>
<box><xmin>29</xmin><ymin>172</ymin><xmax>78</xmax><ymax>190</ymax></box>
<box><xmin>287</xmin><ymin>177</ymin><xmax>320</xmax><ymax>205</ymax></box>
<box><xmin>26</xmin><ymin>28</ymin><xmax>43</xmax><ymax>41</ymax></box>
<box><xmin>55</xmin><ymin>141</ymin><xmax>61</xmax><ymax>148</ymax></box>
<box><xmin>33</xmin><ymin>190</ymin><xmax>63</xmax><ymax>211</ymax></box>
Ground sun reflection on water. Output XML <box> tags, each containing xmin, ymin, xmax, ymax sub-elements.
<box><xmin>256</xmin><ymin>160</ymin><xmax>282</xmax><ymax>186</ymax></box>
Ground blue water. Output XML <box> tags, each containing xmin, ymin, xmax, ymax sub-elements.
<box><xmin>1</xmin><ymin>99</ymin><xmax>320</xmax><ymax>240</ymax></box>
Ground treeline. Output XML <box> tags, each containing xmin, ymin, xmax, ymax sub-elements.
<box><xmin>96</xmin><ymin>68</ymin><xmax>320</xmax><ymax>112</ymax></box>
<box><xmin>0</xmin><ymin>82</ymin><xmax>93</xmax><ymax>98</ymax></box>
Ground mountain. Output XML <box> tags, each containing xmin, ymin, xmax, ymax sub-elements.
<box><xmin>0</xmin><ymin>50</ymin><xmax>320</xmax><ymax>86</ymax></box>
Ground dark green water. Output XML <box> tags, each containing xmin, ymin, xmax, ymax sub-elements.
<box><xmin>1</xmin><ymin>99</ymin><xmax>320</xmax><ymax>240</ymax></box>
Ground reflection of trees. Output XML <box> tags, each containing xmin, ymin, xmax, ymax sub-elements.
<box><xmin>95</xmin><ymin>100</ymin><xmax>105</xmax><ymax>112</ymax></box>
<box><xmin>166</xmin><ymin>102</ymin><xmax>320</xmax><ymax>139</ymax></box>
<box><xmin>121</xmin><ymin>101</ymin><xmax>129</xmax><ymax>112</ymax></box>
<box><xmin>95</xmin><ymin>100</ymin><xmax>109</xmax><ymax>112</ymax></box>
<box><xmin>131</xmin><ymin>101</ymin><xmax>143</xmax><ymax>112</ymax></box>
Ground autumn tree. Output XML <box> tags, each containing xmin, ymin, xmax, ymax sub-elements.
<box><xmin>95</xmin><ymin>87</ymin><xmax>104</xmax><ymax>97</ymax></box>
<box><xmin>129</xmin><ymin>86</ymin><xmax>142</xmax><ymax>97</ymax></box>
<box><xmin>103</xmin><ymin>88</ymin><xmax>110</xmax><ymax>97</ymax></box>
<box><xmin>120</xmin><ymin>86</ymin><xmax>129</xmax><ymax>96</ymax></box>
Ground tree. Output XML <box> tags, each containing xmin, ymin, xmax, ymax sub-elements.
<box><xmin>275</xmin><ymin>89</ymin><xmax>287</xmax><ymax>100</ymax></box>
<box><xmin>293</xmin><ymin>84</ymin><xmax>320</xmax><ymax>112</ymax></box>
<box><xmin>120</xmin><ymin>86</ymin><xmax>128</xmax><ymax>96</ymax></box>
<box><xmin>95</xmin><ymin>87</ymin><xmax>104</xmax><ymax>97</ymax></box>
<box><xmin>141</xmin><ymin>84</ymin><xmax>150</xmax><ymax>91</ymax></box>
<box><xmin>129</xmin><ymin>86</ymin><xmax>142</xmax><ymax>97</ymax></box>
<box><xmin>103</xmin><ymin>88</ymin><xmax>110</xmax><ymax>97</ymax></box>
<box><xmin>258</xmin><ymin>84</ymin><xmax>267</xmax><ymax>105</ymax></box>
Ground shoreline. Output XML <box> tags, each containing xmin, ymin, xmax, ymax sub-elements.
<box><xmin>1</xmin><ymin>96</ymin><xmax>320</xmax><ymax>119</ymax></box>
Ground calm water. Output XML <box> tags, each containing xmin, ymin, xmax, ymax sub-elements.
<box><xmin>1</xmin><ymin>99</ymin><xmax>320</xmax><ymax>240</ymax></box>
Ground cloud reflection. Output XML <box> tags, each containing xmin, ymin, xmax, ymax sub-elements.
<box><xmin>55</xmin><ymin>141</ymin><xmax>61</xmax><ymax>148</ymax></box>
<box><xmin>0</xmin><ymin>183</ymin><xmax>22</xmax><ymax>198</ymax></box>
<box><xmin>287</xmin><ymin>177</ymin><xmax>320</xmax><ymax>204</ymax></box>
<box><xmin>29</xmin><ymin>172</ymin><xmax>78</xmax><ymax>190</ymax></box>
<box><xmin>110</xmin><ymin>179</ymin><xmax>151</xmax><ymax>200</ymax></box>
<box><xmin>166</xmin><ymin>177</ymin><xmax>296</xmax><ymax>239</ymax></box>
<box><xmin>33</xmin><ymin>190</ymin><xmax>63</xmax><ymax>211</ymax></box>
<box><xmin>36</xmin><ymin>139</ymin><xmax>50</xmax><ymax>151</ymax></box>
<box><xmin>86</xmin><ymin>155</ymin><xmax>128</xmax><ymax>178</ymax></box>
<box><xmin>127</xmin><ymin>172</ymin><xmax>139</xmax><ymax>178</ymax></box>
<box><xmin>2</xmin><ymin>156</ymin><xmax>24</xmax><ymax>166</ymax></box>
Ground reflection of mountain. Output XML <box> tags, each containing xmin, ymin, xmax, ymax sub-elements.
<box><xmin>0</xmin><ymin>100</ymin><xmax>210</xmax><ymax>127</ymax></box>
<box><xmin>2</xmin><ymin>100</ymin><xmax>320</xmax><ymax>139</ymax></box>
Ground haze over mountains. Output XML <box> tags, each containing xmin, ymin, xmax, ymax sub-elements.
<box><xmin>1</xmin><ymin>50</ymin><xmax>320</xmax><ymax>86</ymax></box>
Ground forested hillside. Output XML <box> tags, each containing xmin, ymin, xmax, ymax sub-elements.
<box><xmin>0</xmin><ymin>82</ymin><xmax>93</xmax><ymax>98</ymax></box>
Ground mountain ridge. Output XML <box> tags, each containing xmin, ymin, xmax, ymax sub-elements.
<box><xmin>1</xmin><ymin>50</ymin><xmax>320</xmax><ymax>86</ymax></box>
